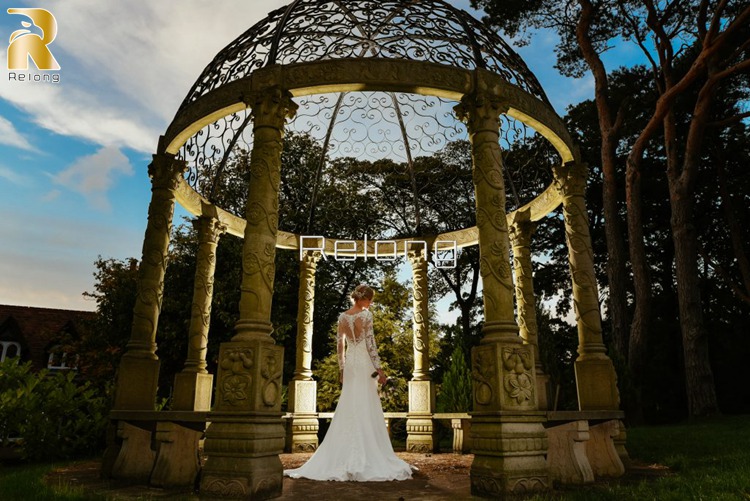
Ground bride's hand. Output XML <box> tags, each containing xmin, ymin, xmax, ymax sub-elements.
<box><xmin>377</xmin><ymin>369</ymin><xmax>386</xmax><ymax>385</ymax></box>
<box><xmin>339</xmin><ymin>369</ymin><xmax>343</xmax><ymax>383</ymax></box>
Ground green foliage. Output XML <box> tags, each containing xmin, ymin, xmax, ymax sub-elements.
<box><xmin>314</xmin><ymin>271</ymin><xmax>442</xmax><ymax>413</ymax></box>
<box><xmin>0</xmin><ymin>359</ymin><xmax>110</xmax><ymax>461</ymax></box>
<box><xmin>436</xmin><ymin>346</ymin><xmax>472</xmax><ymax>413</ymax></box>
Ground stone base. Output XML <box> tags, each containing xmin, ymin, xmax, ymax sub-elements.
<box><xmin>586</xmin><ymin>420</ymin><xmax>625</xmax><ymax>477</ymax></box>
<box><xmin>172</xmin><ymin>372</ymin><xmax>213</xmax><ymax>411</ymax></box>
<box><xmin>406</xmin><ymin>379</ymin><xmax>436</xmax><ymax>452</ymax></box>
<box><xmin>286</xmin><ymin>415</ymin><xmax>319</xmax><ymax>453</ymax></box>
<box><xmin>287</xmin><ymin>379</ymin><xmax>319</xmax><ymax>452</ymax></box>
<box><xmin>575</xmin><ymin>358</ymin><xmax>620</xmax><ymax>410</ymax></box>
<box><xmin>113</xmin><ymin>356</ymin><xmax>160</xmax><ymax>410</ymax></box>
<box><xmin>406</xmin><ymin>416</ymin><xmax>436</xmax><ymax>453</ymax></box>
<box><xmin>469</xmin><ymin>415</ymin><xmax>549</xmax><ymax>498</ymax></box>
<box><xmin>150</xmin><ymin>421</ymin><xmax>204</xmax><ymax>488</ymax></box>
<box><xmin>110</xmin><ymin>421</ymin><xmax>156</xmax><ymax>483</ymax></box>
<box><xmin>200</xmin><ymin>415</ymin><xmax>285</xmax><ymax>499</ymax></box>
<box><xmin>199</xmin><ymin>339</ymin><xmax>285</xmax><ymax>499</ymax></box>
<box><xmin>546</xmin><ymin>420</ymin><xmax>593</xmax><ymax>484</ymax></box>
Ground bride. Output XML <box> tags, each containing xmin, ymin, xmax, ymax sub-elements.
<box><xmin>284</xmin><ymin>284</ymin><xmax>415</xmax><ymax>481</ymax></box>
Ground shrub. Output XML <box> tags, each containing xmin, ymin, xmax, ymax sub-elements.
<box><xmin>436</xmin><ymin>346</ymin><xmax>472</xmax><ymax>412</ymax></box>
<box><xmin>0</xmin><ymin>358</ymin><xmax>110</xmax><ymax>461</ymax></box>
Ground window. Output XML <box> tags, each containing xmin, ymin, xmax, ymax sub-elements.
<box><xmin>0</xmin><ymin>341</ymin><xmax>21</xmax><ymax>362</ymax></box>
<box><xmin>47</xmin><ymin>346</ymin><xmax>78</xmax><ymax>370</ymax></box>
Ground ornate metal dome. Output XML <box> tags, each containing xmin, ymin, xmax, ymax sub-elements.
<box><xmin>179</xmin><ymin>0</ymin><xmax>549</xmax><ymax>113</ymax></box>
<box><xmin>166</xmin><ymin>0</ymin><xmax>576</xmax><ymax>245</ymax></box>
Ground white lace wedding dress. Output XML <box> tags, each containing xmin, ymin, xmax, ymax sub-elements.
<box><xmin>284</xmin><ymin>308</ymin><xmax>414</xmax><ymax>481</ymax></box>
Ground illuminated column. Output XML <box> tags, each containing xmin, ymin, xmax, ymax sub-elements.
<box><xmin>455</xmin><ymin>87</ymin><xmax>548</xmax><ymax>498</ymax></box>
<box><xmin>552</xmin><ymin>162</ymin><xmax>620</xmax><ymax>410</ymax></box>
<box><xmin>114</xmin><ymin>152</ymin><xmax>186</xmax><ymax>410</ymax></box>
<box><xmin>288</xmin><ymin>249</ymin><xmax>322</xmax><ymax>452</ymax></box>
<box><xmin>106</xmin><ymin>153</ymin><xmax>186</xmax><ymax>482</ymax></box>
<box><xmin>406</xmin><ymin>245</ymin><xmax>436</xmax><ymax>452</ymax></box>
<box><xmin>172</xmin><ymin>214</ymin><xmax>226</xmax><ymax>411</ymax></box>
<box><xmin>201</xmin><ymin>87</ymin><xmax>297</xmax><ymax>500</ymax></box>
<box><xmin>509</xmin><ymin>209</ymin><xmax>549</xmax><ymax>410</ymax></box>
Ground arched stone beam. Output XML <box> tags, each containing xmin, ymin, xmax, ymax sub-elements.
<box><xmin>165</xmin><ymin>58</ymin><xmax>577</xmax><ymax>243</ymax></box>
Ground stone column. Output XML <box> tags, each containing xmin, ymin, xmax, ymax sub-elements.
<box><xmin>288</xmin><ymin>249</ymin><xmax>322</xmax><ymax>452</ymax></box>
<box><xmin>455</xmin><ymin>89</ymin><xmax>548</xmax><ymax>498</ymax></box>
<box><xmin>113</xmin><ymin>153</ymin><xmax>187</xmax><ymax>410</ymax></box>
<box><xmin>509</xmin><ymin>209</ymin><xmax>550</xmax><ymax>410</ymax></box>
<box><xmin>172</xmin><ymin>214</ymin><xmax>226</xmax><ymax>411</ymax></box>
<box><xmin>552</xmin><ymin>162</ymin><xmax>620</xmax><ymax>410</ymax></box>
<box><xmin>200</xmin><ymin>88</ymin><xmax>297</xmax><ymax>500</ymax></box>
<box><xmin>105</xmin><ymin>153</ymin><xmax>186</xmax><ymax>481</ymax></box>
<box><xmin>406</xmin><ymin>245</ymin><xmax>436</xmax><ymax>452</ymax></box>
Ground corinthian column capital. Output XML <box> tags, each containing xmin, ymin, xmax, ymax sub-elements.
<box><xmin>454</xmin><ymin>91</ymin><xmax>510</xmax><ymax>134</ymax></box>
<box><xmin>509</xmin><ymin>209</ymin><xmax>536</xmax><ymax>249</ymax></box>
<box><xmin>300</xmin><ymin>249</ymin><xmax>323</xmax><ymax>268</ymax></box>
<box><xmin>192</xmin><ymin>216</ymin><xmax>227</xmax><ymax>245</ymax></box>
<box><xmin>148</xmin><ymin>153</ymin><xmax>188</xmax><ymax>190</ymax></box>
<box><xmin>552</xmin><ymin>162</ymin><xmax>589</xmax><ymax>198</ymax></box>
<box><xmin>250</xmin><ymin>87</ymin><xmax>298</xmax><ymax>130</ymax></box>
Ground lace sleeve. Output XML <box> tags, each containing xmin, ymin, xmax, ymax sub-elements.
<box><xmin>337</xmin><ymin>314</ymin><xmax>346</xmax><ymax>370</ymax></box>
<box><xmin>363</xmin><ymin>310</ymin><xmax>382</xmax><ymax>370</ymax></box>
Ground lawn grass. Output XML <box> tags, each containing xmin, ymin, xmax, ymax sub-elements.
<box><xmin>529</xmin><ymin>414</ymin><xmax>750</xmax><ymax>500</ymax></box>
<box><xmin>0</xmin><ymin>461</ymin><xmax>101</xmax><ymax>500</ymax></box>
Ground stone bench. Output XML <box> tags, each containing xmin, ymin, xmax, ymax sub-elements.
<box><xmin>545</xmin><ymin>410</ymin><xmax>628</xmax><ymax>485</ymax></box>
<box><xmin>104</xmin><ymin>410</ymin><xmax>208</xmax><ymax>488</ymax></box>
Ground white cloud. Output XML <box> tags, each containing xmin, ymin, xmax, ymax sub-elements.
<box><xmin>0</xmin><ymin>165</ymin><xmax>32</xmax><ymax>186</ymax></box>
<box><xmin>51</xmin><ymin>146</ymin><xmax>134</xmax><ymax>211</ymax></box>
<box><xmin>0</xmin><ymin>116</ymin><xmax>33</xmax><ymax>150</ymax></box>
<box><xmin>0</xmin><ymin>0</ymin><xmax>287</xmax><ymax>153</ymax></box>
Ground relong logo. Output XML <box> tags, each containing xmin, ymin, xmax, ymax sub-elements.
<box><xmin>7</xmin><ymin>8</ymin><xmax>60</xmax><ymax>71</ymax></box>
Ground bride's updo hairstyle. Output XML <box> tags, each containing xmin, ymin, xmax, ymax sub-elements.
<box><xmin>350</xmin><ymin>284</ymin><xmax>375</xmax><ymax>303</ymax></box>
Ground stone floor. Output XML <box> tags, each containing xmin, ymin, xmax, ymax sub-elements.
<box><xmin>45</xmin><ymin>452</ymin><xmax>482</xmax><ymax>500</ymax></box>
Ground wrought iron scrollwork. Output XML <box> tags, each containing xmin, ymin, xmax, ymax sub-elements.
<box><xmin>178</xmin><ymin>0</ymin><xmax>550</xmax><ymax>114</ymax></box>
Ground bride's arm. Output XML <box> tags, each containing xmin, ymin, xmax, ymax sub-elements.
<box><xmin>363</xmin><ymin>311</ymin><xmax>384</xmax><ymax>378</ymax></box>
<box><xmin>337</xmin><ymin>316</ymin><xmax>346</xmax><ymax>382</ymax></box>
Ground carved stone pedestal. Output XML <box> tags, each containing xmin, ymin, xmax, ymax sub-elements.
<box><xmin>287</xmin><ymin>379</ymin><xmax>319</xmax><ymax>452</ymax></box>
<box><xmin>469</xmin><ymin>340</ymin><xmax>549</xmax><ymax>497</ymax></box>
<box><xmin>546</xmin><ymin>420</ymin><xmax>594</xmax><ymax>484</ymax></box>
<box><xmin>200</xmin><ymin>341</ymin><xmax>285</xmax><ymax>500</ymax></box>
<box><xmin>201</xmin><ymin>414</ymin><xmax>285</xmax><ymax>498</ymax></box>
<box><xmin>406</xmin><ymin>380</ymin><xmax>436</xmax><ymax>452</ymax></box>
<box><xmin>172</xmin><ymin>372</ymin><xmax>213</xmax><ymax>411</ymax></box>
<box><xmin>470</xmin><ymin>415</ymin><xmax>549</xmax><ymax>497</ymax></box>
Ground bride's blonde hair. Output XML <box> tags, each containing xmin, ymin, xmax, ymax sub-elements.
<box><xmin>350</xmin><ymin>284</ymin><xmax>375</xmax><ymax>303</ymax></box>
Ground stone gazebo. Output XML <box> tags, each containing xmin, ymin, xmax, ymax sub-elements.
<box><xmin>102</xmin><ymin>0</ymin><xmax>625</xmax><ymax>498</ymax></box>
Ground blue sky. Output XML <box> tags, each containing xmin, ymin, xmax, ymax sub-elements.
<box><xmin>0</xmin><ymin>0</ymin><xmax>641</xmax><ymax>312</ymax></box>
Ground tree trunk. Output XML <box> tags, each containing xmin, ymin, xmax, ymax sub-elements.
<box><xmin>625</xmin><ymin>157</ymin><xmax>651</xmax><ymax>380</ymax></box>
<box><xmin>669</xmin><ymin>183</ymin><xmax>719</xmax><ymax>416</ymax></box>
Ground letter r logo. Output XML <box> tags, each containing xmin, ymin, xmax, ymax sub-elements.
<box><xmin>7</xmin><ymin>8</ymin><xmax>60</xmax><ymax>70</ymax></box>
